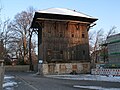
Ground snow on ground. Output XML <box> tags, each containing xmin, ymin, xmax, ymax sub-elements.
<box><xmin>4</xmin><ymin>75</ymin><xmax>15</xmax><ymax>80</ymax></box>
<box><xmin>3</xmin><ymin>75</ymin><xmax>18</xmax><ymax>90</ymax></box>
<box><xmin>47</xmin><ymin>74</ymin><xmax>120</xmax><ymax>90</ymax></box>
<box><xmin>73</xmin><ymin>85</ymin><xmax>120</xmax><ymax>90</ymax></box>
<box><xmin>46</xmin><ymin>74</ymin><xmax>120</xmax><ymax>83</ymax></box>
<box><xmin>3</xmin><ymin>82</ymin><xmax>17</xmax><ymax>88</ymax></box>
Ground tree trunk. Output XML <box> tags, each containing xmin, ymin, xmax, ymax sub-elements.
<box><xmin>29</xmin><ymin>33</ymin><xmax>33</xmax><ymax>71</ymax></box>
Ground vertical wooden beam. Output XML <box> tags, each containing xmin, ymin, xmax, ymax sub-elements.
<box><xmin>38</xmin><ymin>27</ymin><xmax>42</xmax><ymax>61</ymax></box>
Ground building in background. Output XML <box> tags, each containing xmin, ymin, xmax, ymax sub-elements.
<box><xmin>97</xmin><ymin>33</ymin><xmax>120</xmax><ymax>69</ymax></box>
<box><xmin>107</xmin><ymin>33</ymin><xmax>120</xmax><ymax>63</ymax></box>
<box><xmin>31</xmin><ymin>8</ymin><xmax>97</xmax><ymax>74</ymax></box>
<box><xmin>91</xmin><ymin>48</ymin><xmax>108</xmax><ymax>64</ymax></box>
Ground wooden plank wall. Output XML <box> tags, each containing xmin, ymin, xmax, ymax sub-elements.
<box><xmin>40</xmin><ymin>21</ymin><xmax>90</xmax><ymax>63</ymax></box>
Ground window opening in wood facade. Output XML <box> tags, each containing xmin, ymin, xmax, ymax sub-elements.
<box><xmin>59</xmin><ymin>33</ymin><xmax>63</xmax><ymax>37</ymax></box>
<box><xmin>83</xmin><ymin>50</ymin><xmax>85</xmax><ymax>55</ymax></box>
<box><xmin>54</xmin><ymin>22</ymin><xmax>57</xmax><ymax>30</ymax></box>
<box><xmin>66</xmin><ymin>23</ymin><xmax>69</xmax><ymax>30</ymax></box>
<box><xmin>82</xmin><ymin>33</ymin><xmax>85</xmax><ymax>38</ymax></box>
<box><xmin>71</xmin><ymin>34</ymin><xmax>74</xmax><ymax>37</ymax></box>
<box><xmin>75</xmin><ymin>24</ymin><xmax>80</xmax><ymax>30</ymax></box>
<box><xmin>60</xmin><ymin>50</ymin><xmax>63</xmax><ymax>54</ymax></box>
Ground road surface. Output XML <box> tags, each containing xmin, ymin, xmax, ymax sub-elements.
<box><xmin>4</xmin><ymin>72</ymin><xmax>120</xmax><ymax>90</ymax></box>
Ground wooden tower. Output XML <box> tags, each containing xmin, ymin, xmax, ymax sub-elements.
<box><xmin>31</xmin><ymin>8</ymin><xmax>97</xmax><ymax>74</ymax></box>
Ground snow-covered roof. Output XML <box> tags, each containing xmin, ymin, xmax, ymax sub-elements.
<box><xmin>37</xmin><ymin>8</ymin><xmax>96</xmax><ymax>19</ymax></box>
<box><xmin>31</xmin><ymin>8</ymin><xmax>98</xmax><ymax>28</ymax></box>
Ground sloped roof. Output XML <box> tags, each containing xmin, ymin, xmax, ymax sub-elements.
<box><xmin>37</xmin><ymin>8</ymin><xmax>96</xmax><ymax>19</ymax></box>
<box><xmin>31</xmin><ymin>8</ymin><xmax>98</xmax><ymax>28</ymax></box>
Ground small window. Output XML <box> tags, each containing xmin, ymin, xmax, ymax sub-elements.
<box><xmin>59</xmin><ymin>33</ymin><xmax>63</xmax><ymax>37</ymax></box>
<box><xmin>82</xmin><ymin>33</ymin><xmax>85</xmax><ymax>38</ymax></box>
<box><xmin>72</xmin><ymin>34</ymin><xmax>74</xmax><ymax>37</ymax></box>
<box><xmin>76</xmin><ymin>24</ymin><xmax>79</xmax><ymax>30</ymax></box>
<box><xmin>83</xmin><ymin>50</ymin><xmax>85</xmax><ymax>55</ymax></box>
<box><xmin>60</xmin><ymin>50</ymin><xmax>63</xmax><ymax>54</ymax></box>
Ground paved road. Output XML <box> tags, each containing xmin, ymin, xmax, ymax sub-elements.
<box><xmin>4</xmin><ymin>72</ymin><xmax>120</xmax><ymax>90</ymax></box>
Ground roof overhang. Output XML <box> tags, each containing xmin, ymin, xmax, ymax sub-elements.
<box><xmin>31</xmin><ymin>10</ymin><xmax>98</xmax><ymax>28</ymax></box>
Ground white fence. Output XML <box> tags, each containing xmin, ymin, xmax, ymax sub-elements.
<box><xmin>91</xmin><ymin>69</ymin><xmax>120</xmax><ymax>76</ymax></box>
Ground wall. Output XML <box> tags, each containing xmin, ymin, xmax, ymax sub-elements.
<box><xmin>5</xmin><ymin>65</ymin><xmax>29</xmax><ymax>72</ymax></box>
<box><xmin>107</xmin><ymin>33</ymin><xmax>120</xmax><ymax>63</ymax></box>
<box><xmin>40</xmin><ymin>21</ymin><xmax>90</xmax><ymax>63</ymax></box>
<box><xmin>42</xmin><ymin>62</ymin><xmax>90</xmax><ymax>75</ymax></box>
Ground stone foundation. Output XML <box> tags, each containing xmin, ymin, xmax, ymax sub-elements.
<box><xmin>42</xmin><ymin>62</ymin><xmax>90</xmax><ymax>75</ymax></box>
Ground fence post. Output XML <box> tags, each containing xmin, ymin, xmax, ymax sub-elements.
<box><xmin>0</xmin><ymin>60</ymin><xmax>4</xmax><ymax>90</ymax></box>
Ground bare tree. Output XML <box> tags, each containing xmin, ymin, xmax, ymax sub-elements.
<box><xmin>27</xmin><ymin>7</ymin><xmax>36</xmax><ymax>71</ymax></box>
<box><xmin>7</xmin><ymin>7</ymin><xmax>36</xmax><ymax>70</ymax></box>
<box><xmin>105</xmin><ymin>26</ymin><xmax>116</xmax><ymax>40</ymax></box>
<box><xmin>89</xmin><ymin>29</ymin><xmax>104</xmax><ymax>53</ymax></box>
<box><xmin>0</xmin><ymin>19</ymin><xmax>11</xmax><ymax>61</ymax></box>
<box><xmin>101</xmin><ymin>26</ymin><xmax>117</xmax><ymax>63</ymax></box>
<box><xmin>89</xmin><ymin>26</ymin><xmax>117</xmax><ymax>68</ymax></box>
<box><xmin>89</xmin><ymin>29</ymin><xmax>104</xmax><ymax>68</ymax></box>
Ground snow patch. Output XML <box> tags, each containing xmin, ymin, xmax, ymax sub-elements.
<box><xmin>46</xmin><ymin>74</ymin><xmax>120</xmax><ymax>82</ymax></box>
<box><xmin>3</xmin><ymin>82</ymin><xmax>17</xmax><ymax>88</ymax></box>
<box><xmin>73</xmin><ymin>85</ymin><xmax>120</xmax><ymax>90</ymax></box>
<box><xmin>3</xmin><ymin>75</ymin><xmax>18</xmax><ymax>89</ymax></box>
<box><xmin>4</xmin><ymin>75</ymin><xmax>15</xmax><ymax>79</ymax></box>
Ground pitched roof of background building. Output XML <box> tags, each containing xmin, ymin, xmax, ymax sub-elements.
<box><xmin>107</xmin><ymin>33</ymin><xmax>120</xmax><ymax>39</ymax></box>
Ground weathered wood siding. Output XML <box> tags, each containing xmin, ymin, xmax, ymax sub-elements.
<box><xmin>39</xmin><ymin>21</ymin><xmax>90</xmax><ymax>63</ymax></box>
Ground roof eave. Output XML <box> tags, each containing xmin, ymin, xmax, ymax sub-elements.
<box><xmin>31</xmin><ymin>12</ymin><xmax>98</xmax><ymax>28</ymax></box>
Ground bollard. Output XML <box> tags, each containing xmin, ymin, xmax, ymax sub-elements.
<box><xmin>0</xmin><ymin>67</ymin><xmax>4</xmax><ymax>90</ymax></box>
<box><xmin>0</xmin><ymin>60</ymin><xmax>4</xmax><ymax>90</ymax></box>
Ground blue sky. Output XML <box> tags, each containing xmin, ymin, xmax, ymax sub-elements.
<box><xmin>0</xmin><ymin>0</ymin><xmax>120</xmax><ymax>33</ymax></box>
